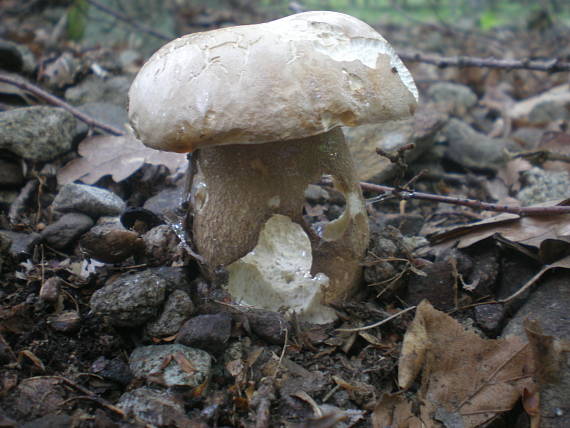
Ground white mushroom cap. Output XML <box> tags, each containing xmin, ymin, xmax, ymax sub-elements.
<box><xmin>128</xmin><ymin>11</ymin><xmax>418</xmax><ymax>153</ymax></box>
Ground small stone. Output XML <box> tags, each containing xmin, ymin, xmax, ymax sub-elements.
<box><xmin>0</xmin><ymin>157</ymin><xmax>24</xmax><ymax>187</ymax></box>
<box><xmin>0</xmin><ymin>107</ymin><xmax>76</xmax><ymax>161</ymax></box>
<box><xmin>511</xmin><ymin>127</ymin><xmax>545</xmax><ymax>150</ymax></box>
<box><xmin>52</xmin><ymin>183</ymin><xmax>126</xmax><ymax>218</ymax></box>
<box><xmin>129</xmin><ymin>344</ymin><xmax>211</xmax><ymax>388</ymax></box>
<box><xmin>474</xmin><ymin>304</ymin><xmax>504</xmax><ymax>336</ymax></box>
<box><xmin>118</xmin><ymin>49</ymin><xmax>143</xmax><ymax>71</ymax></box>
<box><xmin>442</xmin><ymin>119</ymin><xmax>514</xmax><ymax>172</ymax></box>
<box><xmin>0</xmin><ymin>230</ymin><xmax>41</xmax><ymax>261</ymax></box>
<box><xmin>384</xmin><ymin>214</ymin><xmax>425</xmax><ymax>236</ymax></box>
<box><xmin>304</xmin><ymin>184</ymin><xmax>330</xmax><ymax>203</ymax></box>
<box><xmin>517</xmin><ymin>167</ymin><xmax>570</xmax><ymax>206</ymax></box>
<box><xmin>502</xmin><ymin>271</ymin><xmax>570</xmax><ymax>340</ymax></box>
<box><xmin>142</xmin><ymin>225</ymin><xmax>182</xmax><ymax>266</ymax></box>
<box><xmin>47</xmin><ymin>310</ymin><xmax>81</xmax><ymax>333</ymax></box>
<box><xmin>0</xmin><ymin>39</ymin><xmax>36</xmax><ymax>74</ymax></box>
<box><xmin>80</xmin><ymin>216</ymin><xmax>143</xmax><ymax>263</ymax></box>
<box><xmin>501</xmin><ymin>272</ymin><xmax>570</xmax><ymax>423</ymax></box>
<box><xmin>39</xmin><ymin>277</ymin><xmax>62</xmax><ymax>304</ymax></box>
<box><xmin>404</xmin><ymin>260</ymin><xmax>457</xmax><ymax>311</ymax></box>
<box><xmin>151</xmin><ymin>266</ymin><xmax>193</xmax><ymax>294</ymax></box>
<box><xmin>117</xmin><ymin>387</ymin><xmax>189</xmax><ymax>427</ymax></box>
<box><xmin>40</xmin><ymin>213</ymin><xmax>94</xmax><ymax>250</ymax></box>
<box><xmin>90</xmin><ymin>270</ymin><xmax>167</xmax><ymax>327</ymax></box>
<box><xmin>144</xmin><ymin>186</ymin><xmax>185</xmax><ymax>217</ymax></box>
<box><xmin>146</xmin><ymin>290</ymin><xmax>194</xmax><ymax>338</ymax></box>
<box><xmin>91</xmin><ymin>356</ymin><xmax>133</xmax><ymax>385</ymax></box>
<box><xmin>176</xmin><ymin>313</ymin><xmax>232</xmax><ymax>353</ymax></box>
<box><xmin>65</xmin><ymin>75</ymin><xmax>133</xmax><ymax>107</ymax></box>
<box><xmin>75</xmin><ymin>102</ymin><xmax>128</xmax><ymax>136</ymax></box>
<box><xmin>246</xmin><ymin>310</ymin><xmax>290</xmax><ymax>345</ymax></box>
<box><xmin>427</xmin><ymin>82</ymin><xmax>478</xmax><ymax>115</ymax></box>
<box><xmin>528</xmin><ymin>100</ymin><xmax>570</xmax><ymax>124</ymax></box>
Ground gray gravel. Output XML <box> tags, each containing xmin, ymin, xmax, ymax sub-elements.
<box><xmin>90</xmin><ymin>270</ymin><xmax>167</xmax><ymax>327</ymax></box>
<box><xmin>52</xmin><ymin>183</ymin><xmax>126</xmax><ymax>218</ymax></box>
<box><xmin>0</xmin><ymin>107</ymin><xmax>76</xmax><ymax>162</ymax></box>
<box><xmin>41</xmin><ymin>213</ymin><xmax>94</xmax><ymax>250</ymax></box>
<box><xmin>129</xmin><ymin>344</ymin><xmax>211</xmax><ymax>388</ymax></box>
<box><xmin>146</xmin><ymin>289</ymin><xmax>194</xmax><ymax>338</ymax></box>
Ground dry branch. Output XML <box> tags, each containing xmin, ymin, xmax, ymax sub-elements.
<box><xmin>0</xmin><ymin>73</ymin><xmax>124</xmax><ymax>136</ymax></box>
<box><xmin>399</xmin><ymin>51</ymin><xmax>570</xmax><ymax>73</ymax></box>
<box><xmin>82</xmin><ymin>1</ymin><xmax>570</xmax><ymax>75</ymax></box>
<box><xmin>361</xmin><ymin>181</ymin><xmax>570</xmax><ymax>216</ymax></box>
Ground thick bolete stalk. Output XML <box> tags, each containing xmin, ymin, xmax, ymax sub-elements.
<box><xmin>128</xmin><ymin>11</ymin><xmax>418</xmax><ymax>322</ymax></box>
<box><xmin>190</xmin><ymin>128</ymin><xmax>368</xmax><ymax>304</ymax></box>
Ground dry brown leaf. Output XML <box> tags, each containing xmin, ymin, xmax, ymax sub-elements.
<box><xmin>524</xmin><ymin>319</ymin><xmax>570</xmax><ymax>428</ymax></box>
<box><xmin>540</xmin><ymin>132</ymin><xmax>570</xmax><ymax>174</ymax></box>
<box><xmin>427</xmin><ymin>211</ymin><xmax>520</xmax><ymax>246</ymax></box>
<box><xmin>57</xmin><ymin>135</ymin><xmax>187</xmax><ymax>185</ymax></box>
<box><xmin>396</xmin><ymin>301</ymin><xmax>534</xmax><ymax>428</ymax></box>
<box><xmin>429</xmin><ymin>199</ymin><xmax>570</xmax><ymax>262</ymax></box>
<box><xmin>398</xmin><ymin>304</ymin><xmax>428</xmax><ymax>390</ymax></box>
<box><xmin>509</xmin><ymin>84</ymin><xmax>570</xmax><ymax>121</ymax></box>
<box><xmin>497</xmin><ymin>157</ymin><xmax>533</xmax><ymax>190</ymax></box>
<box><xmin>372</xmin><ymin>393</ymin><xmax>423</xmax><ymax>428</ymax></box>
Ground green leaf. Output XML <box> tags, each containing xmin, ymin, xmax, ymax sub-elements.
<box><xmin>67</xmin><ymin>0</ymin><xmax>89</xmax><ymax>42</ymax></box>
<box><xmin>479</xmin><ymin>9</ymin><xmax>499</xmax><ymax>31</ymax></box>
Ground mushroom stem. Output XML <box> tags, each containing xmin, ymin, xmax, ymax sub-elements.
<box><xmin>188</xmin><ymin>127</ymin><xmax>369</xmax><ymax>303</ymax></box>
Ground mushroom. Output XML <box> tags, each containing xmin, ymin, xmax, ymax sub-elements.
<box><xmin>128</xmin><ymin>11</ymin><xmax>418</xmax><ymax>323</ymax></box>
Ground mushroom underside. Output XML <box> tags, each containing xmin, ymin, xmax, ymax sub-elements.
<box><xmin>188</xmin><ymin>128</ymin><xmax>369</xmax><ymax>321</ymax></box>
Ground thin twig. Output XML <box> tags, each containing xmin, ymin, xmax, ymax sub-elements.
<box><xmin>360</xmin><ymin>181</ymin><xmax>570</xmax><ymax>216</ymax></box>
<box><xmin>398</xmin><ymin>52</ymin><xmax>570</xmax><ymax>73</ymax></box>
<box><xmin>499</xmin><ymin>265</ymin><xmax>549</xmax><ymax>304</ymax></box>
<box><xmin>0</xmin><ymin>73</ymin><xmax>124</xmax><ymax>136</ymax></box>
<box><xmin>86</xmin><ymin>0</ymin><xmax>172</xmax><ymax>42</ymax></box>
<box><xmin>513</xmin><ymin>150</ymin><xmax>570</xmax><ymax>164</ymax></box>
<box><xmin>274</xmin><ymin>327</ymin><xmax>289</xmax><ymax>378</ymax></box>
<box><xmin>336</xmin><ymin>305</ymin><xmax>416</xmax><ymax>333</ymax></box>
<box><xmin>35</xmin><ymin>375</ymin><xmax>152</xmax><ymax>425</ymax></box>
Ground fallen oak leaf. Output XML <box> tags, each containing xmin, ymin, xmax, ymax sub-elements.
<box><xmin>524</xmin><ymin>319</ymin><xmax>570</xmax><ymax>428</ymax></box>
<box><xmin>509</xmin><ymin>84</ymin><xmax>570</xmax><ymax>122</ymax></box>
<box><xmin>57</xmin><ymin>135</ymin><xmax>187</xmax><ymax>185</ymax></box>
<box><xmin>397</xmin><ymin>300</ymin><xmax>534</xmax><ymax>428</ymax></box>
<box><xmin>428</xmin><ymin>198</ymin><xmax>570</xmax><ymax>263</ymax></box>
<box><xmin>372</xmin><ymin>393</ymin><xmax>423</xmax><ymax>428</ymax></box>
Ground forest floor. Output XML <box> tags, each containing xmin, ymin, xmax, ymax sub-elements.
<box><xmin>1</xmin><ymin>1</ymin><xmax>570</xmax><ymax>427</ymax></box>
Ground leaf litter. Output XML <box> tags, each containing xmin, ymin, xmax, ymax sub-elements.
<box><xmin>57</xmin><ymin>135</ymin><xmax>187</xmax><ymax>185</ymax></box>
<box><xmin>373</xmin><ymin>301</ymin><xmax>535</xmax><ymax>428</ymax></box>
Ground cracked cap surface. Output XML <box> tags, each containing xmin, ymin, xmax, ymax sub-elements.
<box><xmin>128</xmin><ymin>11</ymin><xmax>418</xmax><ymax>153</ymax></box>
